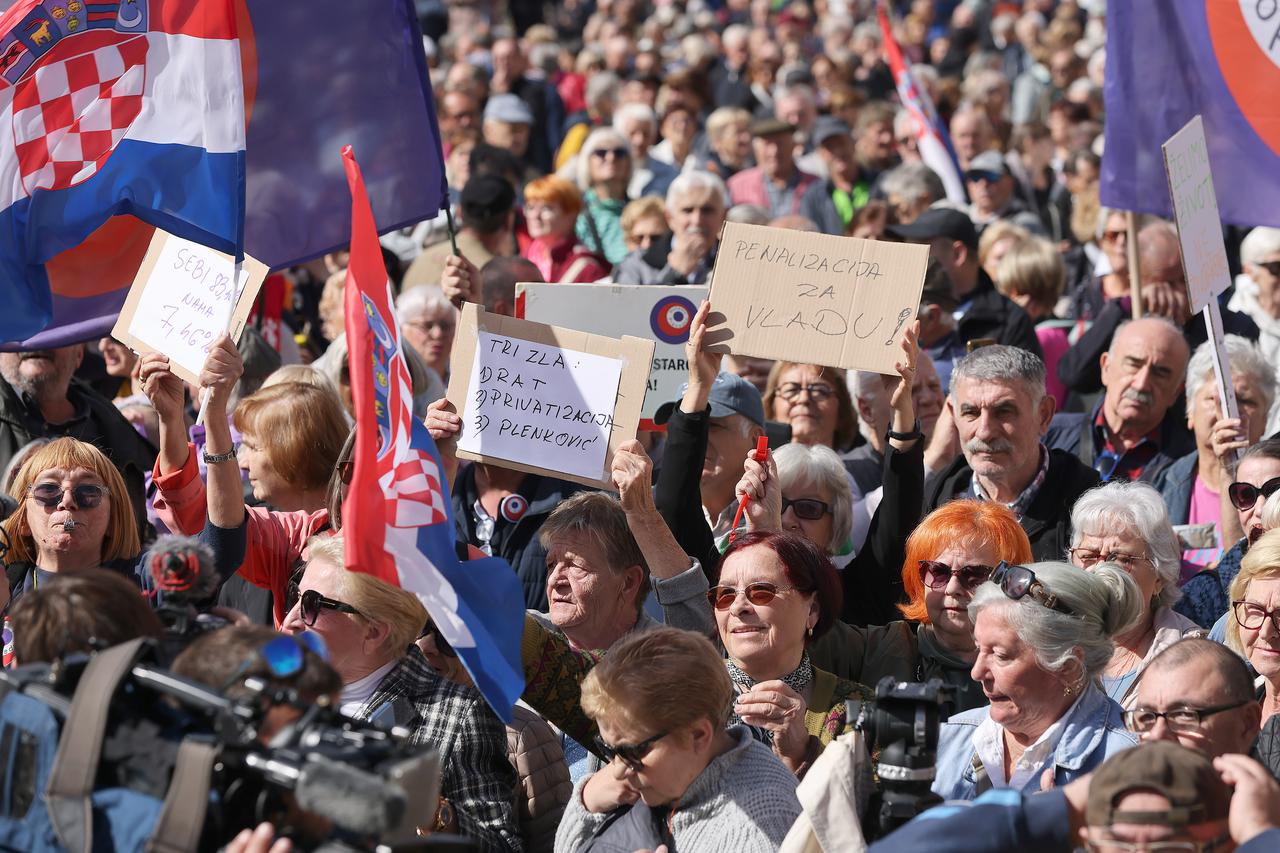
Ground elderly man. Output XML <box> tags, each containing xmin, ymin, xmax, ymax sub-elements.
<box><xmin>489</xmin><ymin>36</ymin><xmax>564</xmax><ymax>174</ymax></box>
<box><xmin>965</xmin><ymin>150</ymin><xmax>1040</xmax><ymax>233</ymax></box>
<box><xmin>614</xmin><ymin>102</ymin><xmax>678</xmax><ymax>199</ymax></box>
<box><xmin>439</xmin><ymin>87</ymin><xmax>482</xmax><ymax>144</ymax></box>
<box><xmin>1048</xmin><ymin>317</ymin><xmax>1194</xmax><ymax>486</ymax></box>
<box><xmin>925</xmin><ymin>345</ymin><xmax>1098</xmax><ymax>559</ymax></box>
<box><xmin>0</xmin><ymin>345</ymin><xmax>155</xmax><ymax>534</ymax></box>
<box><xmin>482</xmin><ymin>94</ymin><xmax>535</xmax><ymax>164</ymax></box>
<box><xmin>613</xmin><ymin>171</ymin><xmax>727</xmax><ymax>285</ymax></box>
<box><xmin>881</xmin><ymin>161</ymin><xmax>947</xmax><ymax>225</ymax></box>
<box><xmin>949</xmin><ymin>105</ymin><xmax>994</xmax><ymax>170</ymax></box>
<box><xmin>799</xmin><ymin>116</ymin><xmax>872</xmax><ymax>236</ymax></box>
<box><xmin>726</xmin><ymin>117</ymin><xmax>819</xmax><ymax>219</ymax></box>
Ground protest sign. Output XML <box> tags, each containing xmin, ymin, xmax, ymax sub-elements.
<box><xmin>446</xmin><ymin>303</ymin><xmax>655</xmax><ymax>488</ymax></box>
<box><xmin>517</xmin><ymin>282</ymin><xmax>707</xmax><ymax>429</ymax></box>
<box><xmin>112</xmin><ymin>230</ymin><xmax>268</xmax><ymax>385</ymax></box>
<box><xmin>705</xmin><ymin>222</ymin><xmax>929</xmax><ymax>374</ymax></box>
<box><xmin>1162</xmin><ymin>115</ymin><xmax>1232</xmax><ymax>314</ymax></box>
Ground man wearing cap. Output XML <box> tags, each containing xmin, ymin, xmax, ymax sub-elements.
<box><xmin>482</xmin><ymin>93</ymin><xmax>536</xmax><ymax>166</ymax></box>
<box><xmin>888</xmin><ymin>207</ymin><xmax>1043</xmax><ymax>358</ymax></box>
<box><xmin>489</xmin><ymin>36</ymin><xmax>564</xmax><ymax>175</ymax></box>
<box><xmin>799</xmin><ymin>116</ymin><xmax>872</xmax><ymax>236</ymax></box>
<box><xmin>965</xmin><ymin>150</ymin><xmax>1042</xmax><ymax>234</ymax></box>
<box><xmin>403</xmin><ymin>174</ymin><xmax>516</xmax><ymax>291</ymax></box>
<box><xmin>726</xmin><ymin>117</ymin><xmax>819</xmax><ymax>219</ymax></box>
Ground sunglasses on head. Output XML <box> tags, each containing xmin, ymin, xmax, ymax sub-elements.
<box><xmin>707</xmin><ymin>580</ymin><xmax>795</xmax><ymax>611</ymax></box>
<box><xmin>1227</xmin><ymin>476</ymin><xmax>1280</xmax><ymax>511</ymax></box>
<box><xmin>592</xmin><ymin>730</ymin><xmax>668</xmax><ymax>771</ymax></box>
<box><xmin>220</xmin><ymin>633</ymin><xmax>329</xmax><ymax>692</ymax></box>
<box><xmin>27</xmin><ymin>482</ymin><xmax>109</xmax><ymax>509</ymax></box>
<box><xmin>918</xmin><ymin>559</ymin><xmax>994</xmax><ymax>590</ymax></box>
<box><xmin>287</xmin><ymin>583</ymin><xmax>364</xmax><ymax>626</ymax></box>
<box><xmin>991</xmin><ymin>561</ymin><xmax>1076</xmax><ymax>616</ymax></box>
<box><xmin>782</xmin><ymin>497</ymin><xmax>831</xmax><ymax>521</ymax></box>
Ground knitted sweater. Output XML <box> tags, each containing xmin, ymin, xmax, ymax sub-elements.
<box><xmin>554</xmin><ymin>726</ymin><xmax>801</xmax><ymax>853</ymax></box>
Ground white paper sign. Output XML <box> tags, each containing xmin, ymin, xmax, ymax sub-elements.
<box><xmin>1162</xmin><ymin>115</ymin><xmax>1232</xmax><ymax>314</ymax></box>
<box><xmin>456</xmin><ymin>330</ymin><xmax>623</xmax><ymax>481</ymax></box>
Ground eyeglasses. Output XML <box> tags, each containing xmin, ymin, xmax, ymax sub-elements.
<box><xmin>591</xmin><ymin>147</ymin><xmax>630</xmax><ymax>159</ymax></box>
<box><xmin>781</xmin><ymin>497</ymin><xmax>831</xmax><ymax>521</ymax></box>
<box><xmin>592</xmin><ymin>730</ymin><xmax>668</xmax><ymax>771</ymax></box>
<box><xmin>27</xmin><ymin>482</ymin><xmax>110</xmax><ymax>509</ymax></box>
<box><xmin>1100</xmin><ymin>229</ymin><xmax>1127</xmax><ymax>243</ymax></box>
<box><xmin>1093</xmin><ymin>447</ymin><xmax>1122</xmax><ymax>482</ymax></box>
<box><xmin>776</xmin><ymin>382</ymin><xmax>835</xmax><ymax>402</ymax></box>
<box><xmin>918</xmin><ymin>559</ymin><xmax>994</xmax><ymax>591</ymax></box>
<box><xmin>404</xmin><ymin>319</ymin><xmax>455</xmax><ymax>335</ymax></box>
<box><xmin>287</xmin><ymin>583</ymin><xmax>364</xmax><ymax>626</ymax></box>
<box><xmin>1084</xmin><ymin>835</ymin><xmax>1230</xmax><ymax>853</ymax></box>
<box><xmin>1123</xmin><ymin>699</ymin><xmax>1251</xmax><ymax>734</ymax></box>
<box><xmin>1232</xmin><ymin>600</ymin><xmax>1280</xmax><ymax>633</ymax></box>
<box><xmin>991</xmin><ymin>562</ymin><xmax>1077</xmax><ymax>616</ymax></box>
<box><xmin>629</xmin><ymin>231</ymin><xmax>665</xmax><ymax>246</ymax></box>
<box><xmin>1069</xmin><ymin>548</ymin><xmax>1154</xmax><ymax>572</ymax></box>
<box><xmin>707</xmin><ymin>581</ymin><xmax>796</xmax><ymax>611</ymax></box>
<box><xmin>219</xmin><ymin>633</ymin><xmax>329</xmax><ymax>692</ymax></box>
<box><xmin>964</xmin><ymin>169</ymin><xmax>1003</xmax><ymax>184</ymax></box>
<box><xmin>1227</xmin><ymin>476</ymin><xmax>1280</xmax><ymax>511</ymax></box>
<box><xmin>1258</xmin><ymin>260</ymin><xmax>1280</xmax><ymax>277</ymax></box>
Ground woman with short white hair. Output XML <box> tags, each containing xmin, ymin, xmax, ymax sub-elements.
<box><xmin>574</xmin><ymin>127</ymin><xmax>633</xmax><ymax>265</ymax></box>
<box><xmin>1228</xmin><ymin>226</ymin><xmax>1280</xmax><ymax>367</ymax></box>
<box><xmin>1067</xmin><ymin>482</ymin><xmax>1204</xmax><ymax>708</ymax></box>
<box><xmin>396</xmin><ymin>284</ymin><xmax>457</xmax><ymax>385</ymax></box>
<box><xmin>771</xmin><ymin>443</ymin><xmax>854</xmax><ymax>560</ymax></box>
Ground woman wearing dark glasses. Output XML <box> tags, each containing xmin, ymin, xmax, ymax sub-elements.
<box><xmin>1225</xmin><ymin>530</ymin><xmax>1280</xmax><ymax>729</ymax></box>
<box><xmin>933</xmin><ymin>560</ymin><xmax>1145</xmax><ymax>800</ymax></box>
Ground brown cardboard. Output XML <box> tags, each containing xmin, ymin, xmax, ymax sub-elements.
<box><xmin>445</xmin><ymin>302</ymin><xmax>655</xmax><ymax>489</ymax></box>
<box><xmin>1162</xmin><ymin>115</ymin><xmax>1231</xmax><ymax>314</ymax></box>
<box><xmin>705</xmin><ymin>221</ymin><xmax>930</xmax><ymax>374</ymax></box>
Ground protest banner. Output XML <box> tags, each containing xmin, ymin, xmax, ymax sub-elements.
<box><xmin>705</xmin><ymin>221</ymin><xmax>929</xmax><ymax>374</ymax></box>
<box><xmin>517</xmin><ymin>282</ymin><xmax>707</xmax><ymax>429</ymax></box>
<box><xmin>1162</xmin><ymin>115</ymin><xmax>1239</xmax><ymax>431</ymax></box>
<box><xmin>446</xmin><ymin>303</ymin><xmax>654</xmax><ymax>488</ymax></box>
<box><xmin>112</xmin><ymin>230</ymin><xmax>268</xmax><ymax>386</ymax></box>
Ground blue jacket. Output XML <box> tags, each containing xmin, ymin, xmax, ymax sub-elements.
<box><xmin>932</xmin><ymin>684</ymin><xmax>1138</xmax><ymax>800</ymax></box>
<box><xmin>1175</xmin><ymin>537</ymin><xmax>1248</xmax><ymax>629</ymax></box>
<box><xmin>1155</xmin><ymin>450</ymin><xmax>1199</xmax><ymax>526</ymax></box>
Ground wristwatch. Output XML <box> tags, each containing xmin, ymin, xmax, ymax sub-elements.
<box><xmin>431</xmin><ymin>798</ymin><xmax>455</xmax><ymax>833</ymax></box>
<box><xmin>886</xmin><ymin>418</ymin><xmax>923</xmax><ymax>442</ymax></box>
<box><xmin>202</xmin><ymin>446</ymin><xmax>238</xmax><ymax>464</ymax></box>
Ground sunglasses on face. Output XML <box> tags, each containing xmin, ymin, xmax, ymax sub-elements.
<box><xmin>918</xmin><ymin>559</ymin><xmax>994</xmax><ymax>591</ymax></box>
<box><xmin>591</xmin><ymin>147</ymin><xmax>630</xmax><ymax>159</ymax></box>
<box><xmin>1258</xmin><ymin>260</ymin><xmax>1280</xmax><ymax>277</ymax></box>
<box><xmin>287</xmin><ymin>583</ymin><xmax>364</xmax><ymax>626</ymax></box>
<box><xmin>707</xmin><ymin>581</ymin><xmax>796</xmax><ymax>611</ymax></box>
<box><xmin>991</xmin><ymin>561</ymin><xmax>1076</xmax><ymax>616</ymax></box>
<box><xmin>418</xmin><ymin>619</ymin><xmax>458</xmax><ymax>658</ymax></box>
<box><xmin>219</xmin><ymin>633</ymin><xmax>329</xmax><ymax>692</ymax></box>
<box><xmin>592</xmin><ymin>730</ymin><xmax>668</xmax><ymax>771</ymax></box>
<box><xmin>27</xmin><ymin>482</ymin><xmax>109</xmax><ymax>509</ymax></box>
<box><xmin>781</xmin><ymin>497</ymin><xmax>831</xmax><ymax>521</ymax></box>
<box><xmin>964</xmin><ymin>170</ymin><xmax>1003</xmax><ymax>184</ymax></box>
<box><xmin>1227</xmin><ymin>476</ymin><xmax>1280</xmax><ymax>511</ymax></box>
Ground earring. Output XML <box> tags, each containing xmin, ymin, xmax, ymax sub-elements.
<box><xmin>1063</xmin><ymin>683</ymin><xmax>1074</xmax><ymax>697</ymax></box>
<box><xmin>806</xmin><ymin>625</ymin><xmax>814</xmax><ymax>639</ymax></box>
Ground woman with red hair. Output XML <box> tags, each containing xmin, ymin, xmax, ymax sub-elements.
<box><xmin>522</xmin><ymin>176</ymin><xmax>610</xmax><ymax>283</ymax></box>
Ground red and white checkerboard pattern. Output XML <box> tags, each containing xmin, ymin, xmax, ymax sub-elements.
<box><xmin>378</xmin><ymin>370</ymin><xmax>449</xmax><ymax>529</ymax></box>
<box><xmin>11</xmin><ymin>36</ymin><xmax>146</xmax><ymax>196</ymax></box>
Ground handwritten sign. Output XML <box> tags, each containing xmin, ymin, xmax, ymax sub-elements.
<box><xmin>1162</xmin><ymin>115</ymin><xmax>1232</xmax><ymax>314</ymax></box>
<box><xmin>517</xmin><ymin>282</ymin><xmax>707</xmax><ymax>429</ymax></box>
<box><xmin>705</xmin><ymin>221</ymin><xmax>929</xmax><ymax>374</ymax></box>
<box><xmin>112</xmin><ymin>230</ymin><xmax>268</xmax><ymax>385</ymax></box>
<box><xmin>446</xmin><ymin>303</ymin><xmax>654</xmax><ymax>488</ymax></box>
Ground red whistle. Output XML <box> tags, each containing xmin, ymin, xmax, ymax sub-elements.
<box><xmin>728</xmin><ymin>436</ymin><xmax>770</xmax><ymax>545</ymax></box>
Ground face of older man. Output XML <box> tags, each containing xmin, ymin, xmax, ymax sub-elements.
<box><xmin>484</xmin><ymin>119</ymin><xmax>531</xmax><ymax>158</ymax></box>
<box><xmin>666</xmin><ymin>185</ymin><xmax>725</xmax><ymax>244</ymax></box>
<box><xmin>1131</xmin><ymin>655</ymin><xmax>1260</xmax><ymax>758</ymax></box>
<box><xmin>1099</xmin><ymin>319</ymin><xmax>1190</xmax><ymax>439</ymax></box>
<box><xmin>753</xmin><ymin>131</ymin><xmax>795</xmax><ymax>180</ymax></box>
<box><xmin>0</xmin><ymin>346</ymin><xmax>83</xmax><ymax>400</ymax></box>
<box><xmin>950</xmin><ymin>376</ymin><xmax>1053</xmax><ymax>492</ymax></box>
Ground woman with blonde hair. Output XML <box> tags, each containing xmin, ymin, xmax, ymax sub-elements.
<box><xmin>575</xmin><ymin>127</ymin><xmax>633</xmax><ymax>264</ymax></box>
<box><xmin>995</xmin><ymin>236</ymin><xmax>1070</xmax><ymax>406</ymax></box>
<box><xmin>1225</xmin><ymin>528</ymin><xmax>1280</xmax><ymax>725</ymax></box>
<box><xmin>522</xmin><ymin>176</ymin><xmax>610</xmax><ymax>283</ymax></box>
<box><xmin>762</xmin><ymin>361</ymin><xmax>858</xmax><ymax>451</ymax></box>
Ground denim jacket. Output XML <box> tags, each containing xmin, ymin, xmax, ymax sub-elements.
<box><xmin>932</xmin><ymin>684</ymin><xmax>1138</xmax><ymax>801</ymax></box>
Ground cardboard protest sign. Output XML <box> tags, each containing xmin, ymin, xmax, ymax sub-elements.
<box><xmin>705</xmin><ymin>222</ymin><xmax>929</xmax><ymax>374</ymax></box>
<box><xmin>112</xmin><ymin>230</ymin><xmax>268</xmax><ymax>385</ymax></box>
<box><xmin>517</xmin><ymin>282</ymin><xmax>707</xmax><ymax>429</ymax></box>
<box><xmin>1162</xmin><ymin>115</ymin><xmax>1232</xmax><ymax>314</ymax></box>
<box><xmin>446</xmin><ymin>303</ymin><xmax>655</xmax><ymax>488</ymax></box>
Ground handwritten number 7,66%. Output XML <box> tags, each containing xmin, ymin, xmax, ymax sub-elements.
<box><xmin>158</xmin><ymin>305</ymin><xmax>216</xmax><ymax>352</ymax></box>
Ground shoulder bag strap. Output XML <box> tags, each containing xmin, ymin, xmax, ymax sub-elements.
<box><xmin>146</xmin><ymin>737</ymin><xmax>218</xmax><ymax>853</ymax></box>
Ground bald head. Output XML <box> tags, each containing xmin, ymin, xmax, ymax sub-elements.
<box><xmin>1100</xmin><ymin>317</ymin><xmax>1191</xmax><ymax>439</ymax></box>
<box><xmin>481</xmin><ymin>256</ymin><xmax>541</xmax><ymax>316</ymax></box>
<box><xmin>1138</xmin><ymin>223</ymin><xmax>1187</xmax><ymax>293</ymax></box>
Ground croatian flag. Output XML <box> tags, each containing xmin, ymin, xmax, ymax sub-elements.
<box><xmin>340</xmin><ymin>145</ymin><xmax>525</xmax><ymax>722</ymax></box>
<box><xmin>0</xmin><ymin>0</ymin><xmax>245</xmax><ymax>345</ymax></box>
<box><xmin>878</xmin><ymin>3</ymin><xmax>967</xmax><ymax>205</ymax></box>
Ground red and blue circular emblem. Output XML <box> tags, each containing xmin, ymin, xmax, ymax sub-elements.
<box><xmin>649</xmin><ymin>295</ymin><xmax>696</xmax><ymax>344</ymax></box>
<box><xmin>499</xmin><ymin>494</ymin><xmax>529</xmax><ymax>523</ymax></box>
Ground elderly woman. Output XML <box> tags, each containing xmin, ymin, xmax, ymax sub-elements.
<box><xmin>699</xmin><ymin>106</ymin><xmax>754</xmax><ymax>179</ymax></box>
<box><xmin>1068</xmin><ymin>482</ymin><xmax>1204</xmax><ymax>708</ymax></box>
<box><xmin>1225</xmin><ymin>529</ymin><xmax>1280</xmax><ymax>725</ymax></box>
<box><xmin>575</xmin><ymin>127</ymin><xmax>633</xmax><ymax>265</ymax></box>
<box><xmin>766</xmin><ymin>443</ymin><xmax>856</xmax><ymax>564</ymax></box>
<box><xmin>933</xmin><ymin>561</ymin><xmax>1143</xmax><ymax>799</ymax></box>
<box><xmin>556</xmin><ymin>627</ymin><xmax>800</xmax><ymax>853</ymax></box>
<box><xmin>396</xmin><ymin>285</ymin><xmax>457</xmax><ymax>386</ymax></box>
<box><xmin>619</xmin><ymin>196</ymin><xmax>670</xmax><ymax>255</ymax></box>
<box><xmin>522</xmin><ymin>176</ymin><xmax>610</xmax><ymax>283</ymax></box>
<box><xmin>284</xmin><ymin>534</ymin><xmax>521</xmax><ymax>852</ymax></box>
<box><xmin>763</xmin><ymin>361</ymin><xmax>858</xmax><ymax>452</ymax></box>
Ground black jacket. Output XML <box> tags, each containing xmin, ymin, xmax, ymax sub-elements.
<box><xmin>957</xmin><ymin>271</ymin><xmax>1044</xmax><ymax>359</ymax></box>
<box><xmin>924</xmin><ymin>448</ymin><xmax>1100</xmax><ymax>561</ymax></box>
<box><xmin>1045</xmin><ymin>406</ymin><xmax>1196</xmax><ymax>488</ymax></box>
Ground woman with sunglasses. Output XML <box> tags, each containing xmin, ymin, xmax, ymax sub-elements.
<box><xmin>1067</xmin><ymin>482</ymin><xmax>1203</xmax><ymax>708</ymax></box>
<box><xmin>1225</xmin><ymin>529</ymin><xmax>1280</xmax><ymax>727</ymax></box>
<box><xmin>1228</xmin><ymin>226</ymin><xmax>1280</xmax><ymax>370</ymax></box>
<box><xmin>933</xmin><ymin>560</ymin><xmax>1144</xmax><ymax>800</ymax></box>
<box><xmin>522</xmin><ymin>175</ymin><xmax>610</xmax><ymax>283</ymax></box>
<box><xmin>574</xmin><ymin>127</ymin><xmax>633</xmax><ymax>265</ymax></box>
<box><xmin>557</xmin><ymin>626</ymin><xmax>801</xmax><ymax>853</ymax></box>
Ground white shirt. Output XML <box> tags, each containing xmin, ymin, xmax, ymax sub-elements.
<box><xmin>338</xmin><ymin>659</ymin><xmax>398</xmax><ymax>717</ymax></box>
<box><xmin>971</xmin><ymin>693</ymin><xmax>1083</xmax><ymax>790</ymax></box>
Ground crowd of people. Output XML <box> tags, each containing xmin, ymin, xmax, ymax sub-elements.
<box><xmin>6</xmin><ymin>0</ymin><xmax>1280</xmax><ymax>851</ymax></box>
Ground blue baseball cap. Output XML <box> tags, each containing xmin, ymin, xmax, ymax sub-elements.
<box><xmin>654</xmin><ymin>371</ymin><xmax>766</xmax><ymax>427</ymax></box>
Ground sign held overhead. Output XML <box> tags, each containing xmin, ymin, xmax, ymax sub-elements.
<box><xmin>1162</xmin><ymin>115</ymin><xmax>1232</xmax><ymax>315</ymax></box>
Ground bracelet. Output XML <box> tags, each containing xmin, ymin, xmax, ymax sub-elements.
<box><xmin>202</xmin><ymin>446</ymin><xmax>238</xmax><ymax>464</ymax></box>
<box><xmin>886</xmin><ymin>418</ymin><xmax>923</xmax><ymax>442</ymax></box>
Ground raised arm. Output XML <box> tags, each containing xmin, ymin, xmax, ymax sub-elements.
<box><xmin>198</xmin><ymin>335</ymin><xmax>246</xmax><ymax>530</ymax></box>
<box><xmin>140</xmin><ymin>351</ymin><xmax>191</xmax><ymax>477</ymax></box>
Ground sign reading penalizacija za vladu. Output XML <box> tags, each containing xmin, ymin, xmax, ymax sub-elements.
<box><xmin>445</xmin><ymin>303</ymin><xmax>654</xmax><ymax>488</ymax></box>
<box><xmin>704</xmin><ymin>222</ymin><xmax>929</xmax><ymax>375</ymax></box>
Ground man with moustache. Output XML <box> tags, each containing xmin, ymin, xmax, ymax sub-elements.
<box><xmin>924</xmin><ymin>345</ymin><xmax>1098</xmax><ymax>560</ymax></box>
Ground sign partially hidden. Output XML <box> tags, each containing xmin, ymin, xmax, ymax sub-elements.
<box><xmin>112</xmin><ymin>230</ymin><xmax>269</xmax><ymax>385</ymax></box>
<box><xmin>446</xmin><ymin>303</ymin><xmax>654</xmax><ymax>488</ymax></box>
<box><xmin>1162</xmin><ymin>115</ymin><xmax>1232</xmax><ymax>314</ymax></box>
<box><xmin>517</xmin><ymin>282</ymin><xmax>707</xmax><ymax>428</ymax></box>
<box><xmin>705</xmin><ymin>221</ymin><xmax>929</xmax><ymax>374</ymax></box>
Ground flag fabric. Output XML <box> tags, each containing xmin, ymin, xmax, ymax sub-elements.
<box><xmin>1101</xmin><ymin>1</ymin><xmax>1280</xmax><ymax>228</ymax></box>
<box><xmin>878</xmin><ymin>4</ymin><xmax>966</xmax><ymax>205</ymax></box>
<box><xmin>4</xmin><ymin>0</ymin><xmax>446</xmax><ymax>350</ymax></box>
<box><xmin>340</xmin><ymin>145</ymin><xmax>525</xmax><ymax>723</ymax></box>
<box><xmin>0</xmin><ymin>0</ymin><xmax>245</xmax><ymax>346</ymax></box>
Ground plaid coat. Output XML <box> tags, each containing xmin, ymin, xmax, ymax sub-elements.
<box><xmin>358</xmin><ymin>647</ymin><xmax>522</xmax><ymax>853</ymax></box>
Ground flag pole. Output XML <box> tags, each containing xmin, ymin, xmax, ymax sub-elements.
<box><xmin>1126</xmin><ymin>211</ymin><xmax>1142</xmax><ymax>319</ymax></box>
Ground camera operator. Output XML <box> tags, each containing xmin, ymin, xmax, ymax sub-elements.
<box><xmin>281</xmin><ymin>534</ymin><xmax>521</xmax><ymax>853</ymax></box>
<box><xmin>7</xmin><ymin>569</ymin><xmax>162</xmax><ymax>664</ymax></box>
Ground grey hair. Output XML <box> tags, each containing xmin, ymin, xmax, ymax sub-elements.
<box><xmin>773</xmin><ymin>443</ymin><xmax>853</xmax><ymax>555</ymax></box>
<box><xmin>1185</xmin><ymin>335</ymin><xmax>1276</xmax><ymax>417</ymax></box>
<box><xmin>613</xmin><ymin>102</ymin><xmax>658</xmax><ymax>136</ymax></box>
<box><xmin>850</xmin><ymin>370</ymin><xmax>884</xmax><ymax>443</ymax></box>
<box><xmin>1241</xmin><ymin>226</ymin><xmax>1280</xmax><ymax>267</ymax></box>
<box><xmin>1106</xmin><ymin>316</ymin><xmax>1188</xmax><ymax>360</ymax></box>
<box><xmin>666</xmin><ymin>170</ymin><xmax>730</xmax><ymax>210</ymax></box>
<box><xmin>576</xmin><ymin>126</ymin><xmax>631</xmax><ymax>191</ymax></box>
<box><xmin>722</xmin><ymin>23</ymin><xmax>750</xmax><ymax>46</ymax></box>
<box><xmin>970</xmin><ymin>561</ymin><xmax>1143</xmax><ymax>682</ymax></box>
<box><xmin>881</xmin><ymin>162</ymin><xmax>946</xmax><ymax>207</ymax></box>
<box><xmin>1069</xmin><ymin>481</ymin><xmax>1182</xmax><ymax>609</ymax></box>
<box><xmin>585</xmin><ymin>71</ymin><xmax>621</xmax><ymax>113</ymax></box>
<box><xmin>949</xmin><ymin>344</ymin><xmax>1046</xmax><ymax>407</ymax></box>
<box><xmin>395</xmin><ymin>284</ymin><xmax>455</xmax><ymax>323</ymax></box>
<box><xmin>726</xmin><ymin>204</ymin><xmax>769</xmax><ymax>226</ymax></box>
<box><xmin>852</xmin><ymin>21</ymin><xmax>880</xmax><ymax>44</ymax></box>
<box><xmin>773</xmin><ymin>83</ymin><xmax>816</xmax><ymax>110</ymax></box>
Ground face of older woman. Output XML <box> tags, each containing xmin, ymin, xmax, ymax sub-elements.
<box><xmin>715</xmin><ymin>544</ymin><xmax>818</xmax><ymax>677</ymax></box>
<box><xmin>402</xmin><ymin>304</ymin><xmax>456</xmax><ymax>377</ymax></box>
<box><xmin>1236</xmin><ymin>576</ymin><xmax>1280</xmax><ymax>681</ymax></box>
<box><xmin>545</xmin><ymin>532</ymin><xmax>640</xmax><ymax>650</ymax></box>
<box><xmin>1234</xmin><ymin>455</ymin><xmax>1280</xmax><ymax>545</ymax></box>
<box><xmin>596</xmin><ymin>715</ymin><xmax>710</xmax><ymax>807</ymax></box>
<box><xmin>25</xmin><ymin>466</ymin><xmax>111</xmax><ymax>570</ymax></box>
<box><xmin>588</xmin><ymin>144</ymin><xmax>630</xmax><ymax>187</ymax></box>
<box><xmin>525</xmin><ymin>199</ymin><xmax>578</xmax><ymax>241</ymax></box>
<box><xmin>971</xmin><ymin>606</ymin><xmax>1076</xmax><ymax>740</ymax></box>
<box><xmin>773</xmin><ymin>365</ymin><xmax>839</xmax><ymax>447</ymax></box>
<box><xmin>238</xmin><ymin>432</ymin><xmax>294</xmax><ymax>508</ymax></box>
<box><xmin>1070</xmin><ymin>529</ymin><xmax>1162</xmax><ymax>609</ymax></box>
<box><xmin>924</xmin><ymin>541</ymin><xmax>1000</xmax><ymax>654</ymax></box>
<box><xmin>281</xmin><ymin>557</ymin><xmax>376</xmax><ymax>684</ymax></box>
<box><xmin>780</xmin><ymin>483</ymin><xmax>834</xmax><ymax>554</ymax></box>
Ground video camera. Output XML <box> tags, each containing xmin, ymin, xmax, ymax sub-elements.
<box><xmin>846</xmin><ymin>676</ymin><xmax>956</xmax><ymax>840</ymax></box>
